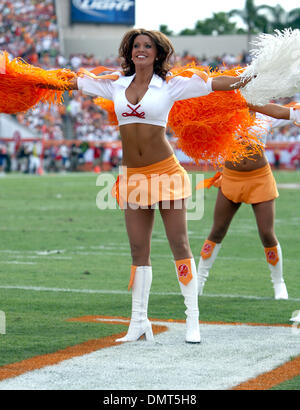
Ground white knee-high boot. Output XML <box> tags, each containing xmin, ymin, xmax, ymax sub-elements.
<box><xmin>175</xmin><ymin>258</ymin><xmax>201</xmax><ymax>343</ymax></box>
<box><xmin>116</xmin><ymin>266</ymin><xmax>154</xmax><ymax>342</ymax></box>
<box><xmin>197</xmin><ymin>240</ymin><xmax>221</xmax><ymax>295</ymax></box>
<box><xmin>265</xmin><ymin>243</ymin><xmax>288</xmax><ymax>300</ymax></box>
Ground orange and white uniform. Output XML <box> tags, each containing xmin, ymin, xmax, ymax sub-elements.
<box><xmin>200</xmin><ymin>110</ymin><xmax>297</xmax><ymax>204</ymax></box>
<box><xmin>78</xmin><ymin>72</ymin><xmax>213</xmax><ymax>208</ymax></box>
<box><xmin>78</xmin><ymin>71</ymin><xmax>211</xmax><ymax>344</ymax></box>
<box><xmin>77</xmin><ymin>72</ymin><xmax>213</xmax><ymax>127</ymax></box>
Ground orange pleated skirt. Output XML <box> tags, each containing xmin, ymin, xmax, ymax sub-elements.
<box><xmin>112</xmin><ymin>155</ymin><xmax>191</xmax><ymax>208</ymax></box>
<box><xmin>220</xmin><ymin>164</ymin><xmax>279</xmax><ymax>204</ymax></box>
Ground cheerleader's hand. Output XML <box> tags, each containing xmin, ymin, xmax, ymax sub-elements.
<box><xmin>212</xmin><ymin>74</ymin><xmax>256</xmax><ymax>91</ymax></box>
<box><xmin>231</xmin><ymin>75</ymin><xmax>256</xmax><ymax>89</ymax></box>
<box><xmin>56</xmin><ymin>69</ymin><xmax>78</xmax><ymax>90</ymax></box>
<box><xmin>56</xmin><ymin>68</ymin><xmax>74</xmax><ymax>78</ymax></box>
<box><xmin>67</xmin><ymin>75</ymin><xmax>79</xmax><ymax>90</ymax></box>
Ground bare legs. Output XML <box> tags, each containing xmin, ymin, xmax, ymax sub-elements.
<box><xmin>253</xmin><ymin>200</ymin><xmax>288</xmax><ymax>299</ymax></box>
<box><xmin>124</xmin><ymin>200</ymin><xmax>192</xmax><ymax>268</ymax></box>
<box><xmin>125</xmin><ymin>206</ymin><xmax>155</xmax><ymax>266</ymax></box>
<box><xmin>160</xmin><ymin>200</ymin><xmax>200</xmax><ymax>342</ymax></box>
<box><xmin>159</xmin><ymin>200</ymin><xmax>192</xmax><ymax>260</ymax></box>
<box><xmin>121</xmin><ymin>200</ymin><xmax>200</xmax><ymax>343</ymax></box>
<box><xmin>252</xmin><ymin>200</ymin><xmax>277</xmax><ymax>248</ymax></box>
<box><xmin>207</xmin><ymin>189</ymin><xmax>241</xmax><ymax>244</ymax></box>
<box><xmin>198</xmin><ymin>189</ymin><xmax>287</xmax><ymax>299</ymax></box>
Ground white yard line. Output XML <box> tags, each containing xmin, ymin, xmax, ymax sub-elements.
<box><xmin>0</xmin><ymin>321</ymin><xmax>299</xmax><ymax>390</ymax></box>
<box><xmin>0</xmin><ymin>249</ymin><xmax>299</xmax><ymax>262</ymax></box>
<box><xmin>1</xmin><ymin>262</ymin><xmax>37</xmax><ymax>265</ymax></box>
<box><xmin>277</xmin><ymin>183</ymin><xmax>300</xmax><ymax>189</ymax></box>
<box><xmin>0</xmin><ymin>285</ymin><xmax>299</xmax><ymax>301</ymax></box>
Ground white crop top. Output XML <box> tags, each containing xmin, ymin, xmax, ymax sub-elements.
<box><xmin>77</xmin><ymin>72</ymin><xmax>213</xmax><ymax>127</ymax></box>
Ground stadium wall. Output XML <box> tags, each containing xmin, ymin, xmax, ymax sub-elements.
<box><xmin>0</xmin><ymin>115</ymin><xmax>38</xmax><ymax>139</ymax></box>
<box><xmin>55</xmin><ymin>0</ymin><xmax>252</xmax><ymax>59</ymax></box>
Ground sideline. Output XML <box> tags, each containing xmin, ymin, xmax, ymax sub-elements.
<box><xmin>0</xmin><ymin>316</ymin><xmax>299</xmax><ymax>390</ymax></box>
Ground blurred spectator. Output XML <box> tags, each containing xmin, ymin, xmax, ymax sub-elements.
<box><xmin>69</xmin><ymin>143</ymin><xmax>80</xmax><ymax>172</ymax></box>
<box><xmin>93</xmin><ymin>142</ymin><xmax>104</xmax><ymax>170</ymax></box>
<box><xmin>59</xmin><ymin>143</ymin><xmax>69</xmax><ymax>171</ymax></box>
<box><xmin>28</xmin><ymin>141</ymin><xmax>41</xmax><ymax>174</ymax></box>
<box><xmin>274</xmin><ymin>148</ymin><xmax>281</xmax><ymax>170</ymax></box>
<box><xmin>0</xmin><ymin>0</ymin><xmax>59</xmax><ymax>64</ymax></box>
<box><xmin>1</xmin><ymin>1</ymin><xmax>300</xmax><ymax>173</ymax></box>
<box><xmin>16</xmin><ymin>143</ymin><xmax>30</xmax><ymax>173</ymax></box>
<box><xmin>0</xmin><ymin>143</ymin><xmax>6</xmax><ymax>176</ymax></box>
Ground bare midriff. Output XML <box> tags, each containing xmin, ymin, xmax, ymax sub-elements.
<box><xmin>120</xmin><ymin>123</ymin><xmax>174</xmax><ymax>168</ymax></box>
<box><xmin>225</xmin><ymin>150</ymin><xmax>267</xmax><ymax>172</ymax></box>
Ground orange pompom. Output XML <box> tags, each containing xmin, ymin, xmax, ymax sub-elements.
<box><xmin>167</xmin><ymin>64</ymin><xmax>263</xmax><ymax>166</ymax></box>
<box><xmin>94</xmin><ymin>97</ymin><xmax>118</xmax><ymax>126</ymax></box>
<box><xmin>0</xmin><ymin>51</ymin><xmax>76</xmax><ymax>114</ymax></box>
<box><xmin>93</xmin><ymin>63</ymin><xmax>264</xmax><ymax>166</ymax></box>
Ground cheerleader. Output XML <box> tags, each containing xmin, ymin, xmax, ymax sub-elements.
<box><xmin>64</xmin><ymin>28</ymin><xmax>255</xmax><ymax>344</ymax></box>
<box><xmin>197</xmin><ymin>103</ymin><xmax>300</xmax><ymax>300</ymax></box>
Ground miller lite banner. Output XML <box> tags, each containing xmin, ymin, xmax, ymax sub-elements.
<box><xmin>71</xmin><ymin>0</ymin><xmax>135</xmax><ymax>24</ymax></box>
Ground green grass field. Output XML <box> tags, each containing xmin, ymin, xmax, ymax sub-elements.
<box><xmin>0</xmin><ymin>170</ymin><xmax>300</xmax><ymax>390</ymax></box>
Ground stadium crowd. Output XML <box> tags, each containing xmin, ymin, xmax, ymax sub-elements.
<box><xmin>0</xmin><ymin>0</ymin><xmax>300</xmax><ymax>175</ymax></box>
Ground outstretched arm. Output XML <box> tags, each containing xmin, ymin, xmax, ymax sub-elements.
<box><xmin>249</xmin><ymin>103</ymin><xmax>300</xmax><ymax>126</ymax></box>
<box><xmin>68</xmin><ymin>76</ymin><xmax>78</xmax><ymax>90</ymax></box>
<box><xmin>211</xmin><ymin>75</ymin><xmax>250</xmax><ymax>91</ymax></box>
<box><xmin>248</xmin><ymin>103</ymin><xmax>290</xmax><ymax>119</ymax></box>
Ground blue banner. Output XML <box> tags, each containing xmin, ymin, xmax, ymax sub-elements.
<box><xmin>71</xmin><ymin>0</ymin><xmax>135</xmax><ymax>24</ymax></box>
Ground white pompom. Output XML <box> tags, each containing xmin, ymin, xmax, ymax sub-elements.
<box><xmin>240</xmin><ymin>29</ymin><xmax>300</xmax><ymax>105</ymax></box>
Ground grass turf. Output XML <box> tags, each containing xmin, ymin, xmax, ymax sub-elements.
<box><xmin>0</xmin><ymin>170</ymin><xmax>300</xmax><ymax>389</ymax></box>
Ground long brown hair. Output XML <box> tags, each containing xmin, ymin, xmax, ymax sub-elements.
<box><xmin>119</xmin><ymin>28</ymin><xmax>174</xmax><ymax>80</ymax></box>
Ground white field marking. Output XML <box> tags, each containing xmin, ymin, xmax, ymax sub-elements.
<box><xmin>0</xmin><ymin>247</ymin><xmax>126</xmax><ymax>253</ymax></box>
<box><xmin>35</xmin><ymin>250</ymin><xmax>65</xmax><ymax>255</ymax></box>
<box><xmin>0</xmin><ymin>250</ymin><xmax>72</xmax><ymax>261</ymax></box>
<box><xmin>0</xmin><ymin>226</ymin><xmax>293</xmax><ymax>238</ymax></box>
<box><xmin>1</xmin><ymin>251</ymin><xmax>299</xmax><ymax>262</ymax></box>
<box><xmin>0</xmin><ymin>250</ymin><xmax>28</xmax><ymax>253</ymax></box>
<box><xmin>12</xmin><ymin>256</ymin><xmax>72</xmax><ymax>260</ymax></box>
<box><xmin>277</xmin><ymin>183</ymin><xmax>300</xmax><ymax>189</ymax></box>
<box><xmin>0</xmin><ymin>249</ymin><xmax>299</xmax><ymax>264</ymax></box>
<box><xmin>0</xmin><ymin>320</ymin><xmax>300</xmax><ymax>390</ymax></box>
<box><xmin>0</xmin><ymin>227</ymin><xmax>127</xmax><ymax>233</ymax></box>
<box><xmin>0</xmin><ymin>285</ymin><xmax>300</xmax><ymax>302</ymax></box>
<box><xmin>95</xmin><ymin>318</ymin><xmax>130</xmax><ymax>323</ymax></box>
<box><xmin>2</xmin><ymin>172</ymin><xmax>96</xmax><ymax>179</ymax></box>
<box><xmin>1</xmin><ymin>261</ymin><xmax>37</xmax><ymax>265</ymax></box>
<box><xmin>75</xmin><ymin>243</ymin><xmax>128</xmax><ymax>248</ymax></box>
